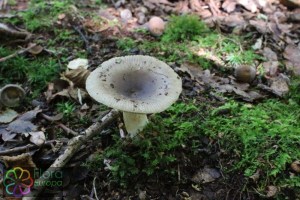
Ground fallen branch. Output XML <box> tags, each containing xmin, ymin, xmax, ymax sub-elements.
<box><xmin>0</xmin><ymin>140</ymin><xmax>56</xmax><ymax>156</ymax></box>
<box><xmin>0</xmin><ymin>44</ymin><xmax>37</xmax><ymax>62</ymax></box>
<box><xmin>22</xmin><ymin>109</ymin><xmax>119</xmax><ymax>199</ymax></box>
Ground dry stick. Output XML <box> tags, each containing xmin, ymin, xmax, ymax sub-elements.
<box><xmin>40</xmin><ymin>113</ymin><xmax>78</xmax><ymax>136</ymax></box>
<box><xmin>22</xmin><ymin>110</ymin><xmax>119</xmax><ymax>200</ymax></box>
<box><xmin>57</xmin><ymin>123</ymin><xmax>78</xmax><ymax>136</ymax></box>
<box><xmin>0</xmin><ymin>140</ymin><xmax>56</xmax><ymax>156</ymax></box>
<box><xmin>0</xmin><ymin>44</ymin><xmax>37</xmax><ymax>62</ymax></box>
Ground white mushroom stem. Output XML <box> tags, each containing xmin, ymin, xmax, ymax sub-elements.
<box><xmin>123</xmin><ymin>112</ymin><xmax>149</xmax><ymax>137</ymax></box>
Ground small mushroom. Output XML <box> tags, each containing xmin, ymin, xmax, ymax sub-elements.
<box><xmin>0</xmin><ymin>84</ymin><xmax>25</xmax><ymax>108</ymax></box>
<box><xmin>27</xmin><ymin>43</ymin><xmax>43</xmax><ymax>55</ymax></box>
<box><xmin>148</xmin><ymin>16</ymin><xmax>165</xmax><ymax>36</ymax></box>
<box><xmin>234</xmin><ymin>65</ymin><xmax>256</xmax><ymax>83</ymax></box>
<box><xmin>86</xmin><ymin>55</ymin><xmax>182</xmax><ymax>137</ymax></box>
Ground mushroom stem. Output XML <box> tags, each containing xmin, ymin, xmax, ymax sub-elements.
<box><xmin>123</xmin><ymin>112</ymin><xmax>149</xmax><ymax>137</ymax></box>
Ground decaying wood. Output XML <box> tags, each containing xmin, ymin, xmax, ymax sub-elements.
<box><xmin>22</xmin><ymin>109</ymin><xmax>119</xmax><ymax>200</ymax></box>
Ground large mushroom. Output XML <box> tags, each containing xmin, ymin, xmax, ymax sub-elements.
<box><xmin>86</xmin><ymin>55</ymin><xmax>182</xmax><ymax>137</ymax></box>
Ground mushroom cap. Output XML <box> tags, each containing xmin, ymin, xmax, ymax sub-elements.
<box><xmin>86</xmin><ymin>55</ymin><xmax>182</xmax><ymax>114</ymax></box>
<box><xmin>0</xmin><ymin>84</ymin><xmax>25</xmax><ymax>107</ymax></box>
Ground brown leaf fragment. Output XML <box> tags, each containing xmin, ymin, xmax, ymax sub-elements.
<box><xmin>222</xmin><ymin>0</ymin><xmax>237</xmax><ymax>13</ymax></box>
<box><xmin>266</xmin><ymin>186</ymin><xmax>278</xmax><ymax>197</ymax></box>
<box><xmin>192</xmin><ymin>167</ymin><xmax>221</xmax><ymax>183</ymax></box>
<box><xmin>291</xmin><ymin>160</ymin><xmax>300</xmax><ymax>173</ymax></box>
<box><xmin>1</xmin><ymin>153</ymin><xmax>36</xmax><ymax>168</ymax></box>
<box><xmin>7</xmin><ymin>120</ymin><xmax>37</xmax><ymax>134</ymax></box>
<box><xmin>249</xmin><ymin>169</ymin><xmax>260</xmax><ymax>182</ymax></box>
<box><xmin>262</xmin><ymin>61</ymin><xmax>279</xmax><ymax>77</ymax></box>
<box><xmin>283</xmin><ymin>44</ymin><xmax>300</xmax><ymax>75</ymax></box>
<box><xmin>0</xmin><ymin>108</ymin><xmax>18</xmax><ymax>123</ymax></box>
<box><xmin>262</xmin><ymin>47</ymin><xmax>278</xmax><ymax>61</ymax></box>
<box><xmin>63</xmin><ymin>68</ymin><xmax>90</xmax><ymax>88</ymax></box>
<box><xmin>18</xmin><ymin>107</ymin><xmax>42</xmax><ymax>121</ymax></box>
<box><xmin>249</xmin><ymin>20</ymin><xmax>270</xmax><ymax>34</ymax></box>
<box><xmin>237</xmin><ymin>0</ymin><xmax>258</xmax><ymax>12</ymax></box>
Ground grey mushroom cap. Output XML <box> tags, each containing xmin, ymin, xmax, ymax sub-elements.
<box><xmin>86</xmin><ymin>55</ymin><xmax>182</xmax><ymax>114</ymax></box>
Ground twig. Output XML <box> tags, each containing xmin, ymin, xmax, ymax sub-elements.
<box><xmin>93</xmin><ymin>177</ymin><xmax>99</xmax><ymax>200</ymax></box>
<box><xmin>0</xmin><ymin>140</ymin><xmax>56</xmax><ymax>156</ymax></box>
<box><xmin>0</xmin><ymin>44</ymin><xmax>37</xmax><ymax>62</ymax></box>
<box><xmin>41</xmin><ymin>113</ymin><xmax>78</xmax><ymax>136</ymax></box>
<box><xmin>22</xmin><ymin>110</ymin><xmax>119</xmax><ymax>200</ymax></box>
<box><xmin>57</xmin><ymin>123</ymin><xmax>78</xmax><ymax>136</ymax></box>
<box><xmin>73</xmin><ymin>25</ymin><xmax>91</xmax><ymax>54</ymax></box>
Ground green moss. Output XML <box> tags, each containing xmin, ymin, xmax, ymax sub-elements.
<box><xmin>162</xmin><ymin>14</ymin><xmax>208</xmax><ymax>42</ymax></box>
<box><xmin>85</xmin><ymin>102</ymin><xmax>202</xmax><ymax>187</ymax></box>
<box><xmin>8</xmin><ymin>0</ymin><xmax>72</xmax><ymax>31</ymax></box>
<box><xmin>0</xmin><ymin>47</ymin><xmax>60</xmax><ymax>96</ymax></box>
<box><xmin>203</xmin><ymin>98</ymin><xmax>300</xmax><ymax>196</ymax></box>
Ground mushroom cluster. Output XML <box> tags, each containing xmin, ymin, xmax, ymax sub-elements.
<box><xmin>86</xmin><ymin>55</ymin><xmax>182</xmax><ymax>137</ymax></box>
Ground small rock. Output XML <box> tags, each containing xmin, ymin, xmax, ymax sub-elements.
<box><xmin>120</xmin><ymin>9</ymin><xmax>132</xmax><ymax>22</ymax></box>
<box><xmin>148</xmin><ymin>16</ymin><xmax>165</xmax><ymax>36</ymax></box>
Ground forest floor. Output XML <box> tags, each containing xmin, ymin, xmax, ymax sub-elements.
<box><xmin>0</xmin><ymin>0</ymin><xmax>300</xmax><ymax>199</ymax></box>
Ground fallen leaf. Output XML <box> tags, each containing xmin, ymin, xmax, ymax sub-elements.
<box><xmin>222</xmin><ymin>0</ymin><xmax>237</xmax><ymax>13</ymax></box>
<box><xmin>291</xmin><ymin>160</ymin><xmax>300</xmax><ymax>173</ymax></box>
<box><xmin>283</xmin><ymin>44</ymin><xmax>300</xmax><ymax>75</ymax></box>
<box><xmin>63</xmin><ymin>68</ymin><xmax>90</xmax><ymax>88</ymax></box>
<box><xmin>1</xmin><ymin>153</ymin><xmax>36</xmax><ymax>168</ymax></box>
<box><xmin>266</xmin><ymin>186</ymin><xmax>278</xmax><ymax>197</ymax></box>
<box><xmin>237</xmin><ymin>0</ymin><xmax>258</xmax><ymax>12</ymax></box>
<box><xmin>191</xmin><ymin>167</ymin><xmax>221</xmax><ymax>183</ymax></box>
<box><xmin>262</xmin><ymin>47</ymin><xmax>278</xmax><ymax>61</ymax></box>
<box><xmin>0</xmin><ymin>108</ymin><xmax>18</xmax><ymax>123</ymax></box>
<box><xmin>0</xmin><ymin>107</ymin><xmax>41</xmax><ymax>141</ymax></box>
<box><xmin>270</xmin><ymin>75</ymin><xmax>290</xmax><ymax>96</ymax></box>
<box><xmin>262</xmin><ymin>61</ymin><xmax>279</xmax><ymax>77</ymax></box>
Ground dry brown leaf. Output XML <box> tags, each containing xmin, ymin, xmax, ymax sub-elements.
<box><xmin>237</xmin><ymin>0</ymin><xmax>258</xmax><ymax>12</ymax></box>
<box><xmin>291</xmin><ymin>160</ymin><xmax>300</xmax><ymax>173</ymax></box>
<box><xmin>63</xmin><ymin>68</ymin><xmax>90</xmax><ymax>88</ymax></box>
<box><xmin>222</xmin><ymin>0</ymin><xmax>237</xmax><ymax>13</ymax></box>
<box><xmin>283</xmin><ymin>44</ymin><xmax>300</xmax><ymax>75</ymax></box>
<box><xmin>262</xmin><ymin>47</ymin><xmax>278</xmax><ymax>61</ymax></box>
<box><xmin>0</xmin><ymin>108</ymin><xmax>18</xmax><ymax>123</ymax></box>
<box><xmin>192</xmin><ymin>167</ymin><xmax>221</xmax><ymax>183</ymax></box>
<box><xmin>1</xmin><ymin>153</ymin><xmax>36</xmax><ymax>168</ymax></box>
<box><xmin>266</xmin><ymin>186</ymin><xmax>278</xmax><ymax>197</ymax></box>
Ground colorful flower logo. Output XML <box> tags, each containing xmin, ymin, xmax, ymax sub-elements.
<box><xmin>3</xmin><ymin>167</ymin><xmax>34</xmax><ymax>197</ymax></box>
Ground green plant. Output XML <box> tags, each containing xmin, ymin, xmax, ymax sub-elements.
<box><xmin>202</xmin><ymin>99</ymin><xmax>300</xmax><ymax>196</ymax></box>
<box><xmin>162</xmin><ymin>15</ymin><xmax>208</xmax><ymax>42</ymax></box>
<box><xmin>10</xmin><ymin>0</ymin><xmax>72</xmax><ymax>31</ymax></box>
<box><xmin>116</xmin><ymin>38</ymin><xmax>137</xmax><ymax>52</ymax></box>
<box><xmin>56</xmin><ymin>101</ymin><xmax>76</xmax><ymax>118</ymax></box>
<box><xmin>0</xmin><ymin>47</ymin><xmax>59</xmax><ymax>91</ymax></box>
<box><xmin>86</xmin><ymin>102</ymin><xmax>201</xmax><ymax>187</ymax></box>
